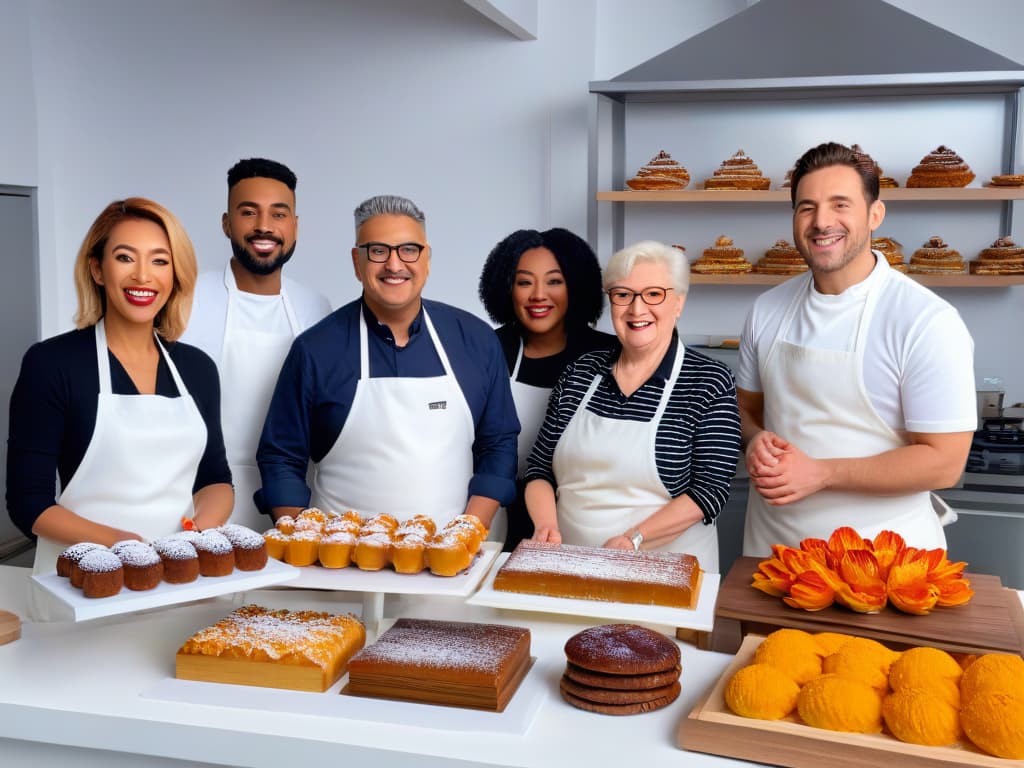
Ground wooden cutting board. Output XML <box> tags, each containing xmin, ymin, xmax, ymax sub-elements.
<box><xmin>711</xmin><ymin>557</ymin><xmax>1024</xmax><ymax>656</ymax></box>
<box><xmin>0</xmin><ymin>610</ymin><xmax>20</xmax><ymax>645</ymax></box>
<box><xmin>679</xmin><ymin>635</ymin><xmax>1014</xmax><ymax>768</ymax></box>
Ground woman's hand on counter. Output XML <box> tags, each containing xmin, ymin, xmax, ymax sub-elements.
<box><xmin>531</xmin><ymin>525</ymin><xmax>562</xmax><ymax>545</ymax></box>
<box><xmin>603</xmin><ymin>534</ymin><xmax>633</xmax><ymax>550</ymax></box>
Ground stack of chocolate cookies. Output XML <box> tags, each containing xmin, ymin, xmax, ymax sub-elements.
<box><xmin>560</xmin><ymin>624</ymin><xmax>681</xmax><ymax>715</ymax></box>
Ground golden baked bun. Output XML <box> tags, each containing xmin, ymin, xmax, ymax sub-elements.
<box><xmin>318</xmin><ymin>531</ymin><xmax>356</xmax><ymax>569</ymax></box>
<box><xmin>285</xmin><ymin>530</ymin><xmax>321</xmax><ymax>567</ymax></box>
<box><xmin>906</xmin><ymin>145</ymin><xmax>975</xmax><ymax>188</ymax></box>
<box><xmin>625</xmin><ymin>150</ymin><xmax>690</xmax><ymax>191</ymax></box>
<box><xmin>988</xmin><ymin>174</ymin><xmax>1024</xmax><ymax>187</ymax></box>
<box><xmin>275</xmin><ymin>515</ymin><xmax>296</xmax><ymax>535</ymax></box>
<box><xmin>353</xmin><ymin>532</ymin><xmax>392</xmax><ymax>571</ymax></box>
<box><xmin>427</xmin><ymin>534</ymin><xmax>472</xmax><ymax>576</ymax></box>
<box><xmin>390</xmin><ymin>535</ymin><xmax>428</xmax><ymax>574</ymax></box>
<box><xmin>703</xmin><ymin>149</ymin><xmax>771</xmax><ymax>190</ymax></box>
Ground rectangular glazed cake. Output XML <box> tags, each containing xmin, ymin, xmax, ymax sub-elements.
<box><xmin>493</xmin><ymin>541</ymin><xmax>702</xmax><ymax>609</ymax></box>
<box><xmin>345</xmin><ymin>617</ymin><xmax>531</xmax><ymax>711</ymax></box>
<box><xmin>176</xmin><ymin>605</ymin><xmax>366</xmax><ymax>692</ymax></box>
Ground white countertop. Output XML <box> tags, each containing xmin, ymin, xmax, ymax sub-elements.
<box><xmin>0</xmin><ymin>564</ymin><xmax>749</xmax><ymax>768</ymax></box>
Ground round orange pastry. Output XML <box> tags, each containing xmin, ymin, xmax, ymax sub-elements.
<box><xmin>398</xmin><ymin>514</ymin><xmax>437</xmax><ymax>539</ymax></box>
<box><xmin>323</xmin><ymin>517</ymin><xmax>361</xmax><ymax>536</ymax></box>
<box><xmin>724</xmin><ymin>663</ymin><xmax>800</xmax><ymax>720</ymax></box>
<box><xmin>390</xmin><ymin>535</ymin><xmax>428</xmax><ymax>574</ymax></box>
<box><xmin>812</xmin><ymin>632</ymin><xmax>855</xmax><ymax>658</ymax></box>
<box><xmin>883</xmin><ymin>687</ymin><xmax>961</xmax><ymax>746</ymax></box>
<box><xmin>961</xmin><ymin>690</ymin><xmax>1024</xmax><ymax>759</ymax></box>
<box><xmin>263</xmin><ymin>528</ymin><xmax>290</xmax><ymax>561</ymax></box>
<box><xmin>318</xmin><ymin>531</ymin><xmax>356</xmax><ymax>569</ymax></box>
<box><xmin>427</xmin><ymin>533</ymin><xmax>472</xmax><ymax>576</ymax></box>
<box><xmin>822</xmin><ymin>637</ymin><xmax>899</xmax><ymax>691</ymax></box>
<box><xmin>889</xmin><ymin>646</ymin><xmax>962</xmax><ymax>706</ymax></box>
<box><xmin>753</xmin><ymin>629</ymin><xmax>822</xmax><ymax>685</ymax></box>
<box><xmin>284</xmin><ymin>529</ymin><xmax>321</xmax><ymax>567</ymax></box>
<box><xmin>362</xmin><ymin>514</ymin><xmax>399</xmax><ymax>536</ymax></box>
<box><xmin>353</xmin><ymin>532</ymin><xmax>392</xmax><ymax>571</ymax></box>
<box><xmin>275</xmin><ymin>515</ymin><xmax>296</xmax><ymax>535</ymax></box>
<box><xmin>296</xmin><ymin>507</ymin><xmax>327</xmax><ymax>526</ymax></box>
<box><xmin>338</xmin><ymin>509</ymin><xmax>363</xmax><ymax>526</ymax></box>
<box><xmin>797</xmin><ymin>674</ymin><xmax>883</xmax><ymax>733</ymax></box>
<box><xmin>960</xmin><ymin>653</ymin><xmax>1024</xmax><ymax>702</ymax></box>
<box><xmin>443</xmin><ymin>515</ymin><xmax>486</xmax><ymax>554</ymax></box>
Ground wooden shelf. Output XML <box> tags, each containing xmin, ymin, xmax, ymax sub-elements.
<box><xmin>690</xmin><ymin>273</ymin><xmax>1024</xmax><ymax>287</ymax></box>
<box><xmin>597</xmin><ymin>187</ymin><xmax>1024</xmax><ymax>203</ymax></box>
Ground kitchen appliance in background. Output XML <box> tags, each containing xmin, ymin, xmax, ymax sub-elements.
<box><xmin>965</xmin><ymin>417</ymin><xmax>1024</xmax><ymax>477</ymax></box>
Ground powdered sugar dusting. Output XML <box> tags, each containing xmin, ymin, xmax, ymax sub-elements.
<box><xmin>499</xmin><ymin>541</ymin><xmax>697</xmax><ymax>587</ymax></box>
<box><xmin>153</xmin><ymin>537</ymin><xmax>198</xmax><ymax>560</ymax></box>
<box><xmin>196</xmin><ymin>530</ymin><xmax>233</xmax><ymax>554</ymax></box>
<box><xmin>60</xmin><ymin>542</ymin><xmax>104</xmax><ymax>563</ymax></box>
<box><xmin>350</xmin><ymin>618</ymin><xmax>528</xmax><ymax>683</ymax></box>
<box><xmin>116</xmin><ymin>544</ymin><xmax>162</xmax><ymax>567</ymax></box>
<box><xmin>78</xmin><ymin>549</ymin><xmax>123</xmax><ymax>573</ymax></box>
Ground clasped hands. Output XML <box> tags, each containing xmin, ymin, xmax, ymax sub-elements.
<box><xmin>746</xmin><ymin>430</ymin><xmax>830</xmax><ymax>505</ymax></box>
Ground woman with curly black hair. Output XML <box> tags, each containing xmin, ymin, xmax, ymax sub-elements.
<box><xmin>479</xmin><ymin>227</ymin><xmax>616</xmax><ymax>550</ymax></box>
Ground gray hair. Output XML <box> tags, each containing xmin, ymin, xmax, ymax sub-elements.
<box><xmin>353</xmin><ymin>195</ymin><xmax>425</xmax><ymax>236</ymax></box>
<box><xmin>603</xmin><ymin>240</ymin><xmax>690</xmax><ymax>294</ymax></box>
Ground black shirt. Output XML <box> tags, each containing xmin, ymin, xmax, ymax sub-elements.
<box><xmin>6</xmin><ymin>326</ymin><xmax>231</xmax><ymax>539</ymax></box>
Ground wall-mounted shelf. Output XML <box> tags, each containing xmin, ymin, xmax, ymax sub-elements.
<box><xmin>597</xmin><ymin>188</ymin><xmax>1024</xmax><ymax>203</ymax></box>
<box><xmin>689</xmin><ymin>273</ymin><xmax>1024</xmax><ymax>287</ymax></box>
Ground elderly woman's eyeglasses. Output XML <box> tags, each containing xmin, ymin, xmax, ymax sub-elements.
<box><xmin>606</xmin><ymin>286</ymin><xmax>673</xmax><ymax>306</ymax></box>
<box><xmin>358</xmin><ymin>242</ymin><xmax>426</xmax><ymax>263</ymax></box>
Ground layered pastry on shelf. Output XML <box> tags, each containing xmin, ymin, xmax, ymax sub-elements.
<box><xmin>703</xmin><ymin>149</ymin><xmax>771</xmax><ymax>190</ymax></box>
<box><xmin>872</xmin><ymin>236</ymin><xmax>907</xmax><ymax>273</ymax></box>
<box><xmin>625</xmin><ymin>150</ymin><xmax>690</xmax><ymax>191</ymax></box>
<box><xmin>906</xmin><ymin>145</ymin><xmax>975</xmax><ymax>188</ymax></box>
<box><xmin>752</xmin><ymin>240</ymin><xmax>807</xmax><ymax>275</ymax></box>
<box><xmin>851</xmin><ymin>144</ymin><xmax>898</xmax><ymax>188</ymax></box>
<box><xmin>987</xmin><ymin>174</ymin><xmax>1024</xmax><ymax>188</ymax></box>
<box><xmin>970</xmin><ymin>236</ymin><xmax>1024</xmax><ymax>275</ymax></box>
<box><xmin>493</xmin><ymin>540</ymin><xmax>703</xmax><ymax>609</ymax></box>
<box><xmin>908</xmin><ymin>235</ymin><xmax>966</xmax><ymax>274</ymax></box>
<box><xmin>345</xmin><ymin>618</ymin><xmax>532</xmax><ymax>711</ymax></box>
<box><xmin>176</xmin><ymin>605</ymin><xmax>366</xmax><ymax>692</ymax></box>
<box><xmin>560</xmin><ymin>624</ymin><xmax>682</xmax><ymax>716</ymax></box>
<box><xmin>691</xmin><ymin>235</ymin><xmax>754</xmax><ymax>275</ymax></box>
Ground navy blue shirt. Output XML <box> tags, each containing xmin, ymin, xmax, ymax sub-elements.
<box><xmin>257</xmin><ymin>298</ymin><xmax>519</xmax><ymax>510</ymax></box>
<box><xmin>6</xmin><ymin>326</ymin><xmax>231</xmax><ymax>540</ymax></box>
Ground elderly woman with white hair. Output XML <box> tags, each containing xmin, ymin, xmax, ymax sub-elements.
<box><xmin>522</xmin><ymin>240</ymin><xmax>740</xmax><ymax>571</ymax></box>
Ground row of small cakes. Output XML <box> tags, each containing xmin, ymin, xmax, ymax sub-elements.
<box><xmin>625</xmin><ymin>145</ymin><xmax>1020</xmax><ymax>191</ymax></box>
<box><xmin>56</xmin><ymin>524</ymin><xmax>269</xmax><ymax>599</ymax></box>
<box><xmin>673</xmin><ymin>236</ymin><xmax>1024</xmax><ymax>276</ymax></box>
<box><xmin>263</xmin><ymin>507</ymin><xmax>489</xmax><ymax>577</ymax></box>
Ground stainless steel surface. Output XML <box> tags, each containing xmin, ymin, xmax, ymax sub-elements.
<box><xmin>939</xmin><ymin>484</ymin><xmax>1024</xmax><ymax>590</ymax></box>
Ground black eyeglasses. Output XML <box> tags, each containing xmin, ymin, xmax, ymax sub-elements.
<box><xmin>606</xmin><ymin>286</ymin><xmax>673</xmax><ymax>306</ymax></box>
<box><xmin>357</xmin><ymin>242</ymin><xmax>426</xmax><ymax>263</ymax></box>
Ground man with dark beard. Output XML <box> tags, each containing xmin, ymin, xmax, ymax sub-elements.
<box><xmin>736</xmin><ymin>142</ymin><xmax>975</xmax><ymax>557</ymax></box>
<box><xmin>181</xmin><ymin>158</ymin><xmax>330</xmax><ymax>527</ymax></box>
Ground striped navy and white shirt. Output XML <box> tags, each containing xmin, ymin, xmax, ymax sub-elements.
<box><xmin>523</xmin><ymin>336</ymin><xmax>741</xmax><ymax>524</ymax></box>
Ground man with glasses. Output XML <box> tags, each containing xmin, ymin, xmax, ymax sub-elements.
<box><xmin>181</xmin><ymin>158</ymin><xmax>331</xmax><ymax>529</ymax></box>
<box><xmin>257</xmin><ymin>194</ymin><xmax>518</xmax><ymax>535</ymax></box>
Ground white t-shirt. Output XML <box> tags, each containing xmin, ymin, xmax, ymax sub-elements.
<box><xmin>737</xmin><ymin>253</ymin><xmax>976</xmax><ymax>434</ymax></box>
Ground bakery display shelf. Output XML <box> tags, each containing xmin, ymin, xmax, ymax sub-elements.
<box><xmin>678</xmin><ymin>634</ymin><xmax>1009</xmax><ymax>768</ymax></box>
<box><xmin>31</xmin><ymin>556</ymin><xmax>299</xmax><ymax>622</ymax></box>
<box><xmin>689</xmin><ymin>273</ymin><xmax>1024</xmax><ymax>287</ymax></box>
<box><xmin>597</xmin><ymin>187</ymin><xmax>1024</xmax><ymax>203</ymax></box>
<box><xmin>466</xmin><ymin>551</ymin><xmax>719</xmax><ymax>632</ymax></box>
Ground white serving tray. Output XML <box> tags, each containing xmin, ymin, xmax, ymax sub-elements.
<box><xmin>32</xmin><ymin>557</ymin><xmax>299</xmax><ymax>622</ymax></box>
<box><xmin>142</xmin><ymin>616</ymin><xmax>547</xmax><ymax>736</ymax></box>
<box><xmin>281</xmin><ymin>541</ymin><xmax>502</xmax><ymax>597</ymax></box>
<box><xmin>466</xmin><ymin>552</ymin><xmax>720</xmax><ymax>632</ymax></box>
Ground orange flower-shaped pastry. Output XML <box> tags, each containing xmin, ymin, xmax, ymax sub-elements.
<box><xmin>834</xmin><ymin>549</ymin><xmax>888</xmax><ymax>613</ymax></box>
<box><xmin>783</xmin><ymin>571</ymin><xmax>835</xmax><ymax>611</ymax></box>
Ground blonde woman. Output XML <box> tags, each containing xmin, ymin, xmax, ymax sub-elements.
<box><xmin>7</xmin><ymin>198</ymin><xmax>232</xmax><ymax>617</ymax></box>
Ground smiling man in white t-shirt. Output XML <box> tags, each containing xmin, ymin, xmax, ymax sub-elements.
<box><xmin>737</xmin><ymin>142</ymin><xmax>976</xmax><ymax>557</ymax></box>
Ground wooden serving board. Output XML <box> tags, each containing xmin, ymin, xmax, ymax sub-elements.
<box><xmin>711</xmin><ymin>557</ymin><xmax>1024</xmax><ymax>656</ymax></box>
<box><xmin>0</xmin><ymin>610</ymin><xmax>20</xmax><ymax>645</ymax></box>
<box><xmin>679</xmin><ymin>635</ymin><xmax>1017</xmax><ymax>768</ymax></box>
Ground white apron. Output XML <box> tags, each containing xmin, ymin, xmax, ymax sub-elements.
<box><xmin>30</xmin><ymin>320</ymin><xmax>206</xmax><ymax>620</ymax></box>
<box><xmin>311</xmin><ymin>308</ymin><xmax>476</xmax><ymax>528</ymax></box>
<box><xmin>552</xmin><ymin>341</ymin><xmax>719</xmax><ymax>572</ymax></box>
<box><xmin>743</xmin><ymin>274</ymin><xmax>946</xmax><ymax>557</ymax></box>
<box><xmin>220</xmin><ymin>264</ymin><xmax>300</xmax><ymax>529</ymax></box>
<box><xmin>510</xmin><ymin>340</ymin><xmax>554</xmax><ymax>475</ymax></box>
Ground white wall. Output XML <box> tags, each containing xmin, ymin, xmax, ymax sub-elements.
<box><xmin>4</xmin><ymin>0</ymin><xmax>1024</xmax><ymax>402</ymax></box>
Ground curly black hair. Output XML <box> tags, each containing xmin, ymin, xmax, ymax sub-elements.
<box><xmin>478</xmin><ymin>227</ymin><xmax>605</xmax><ymax>330</ymax></box>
